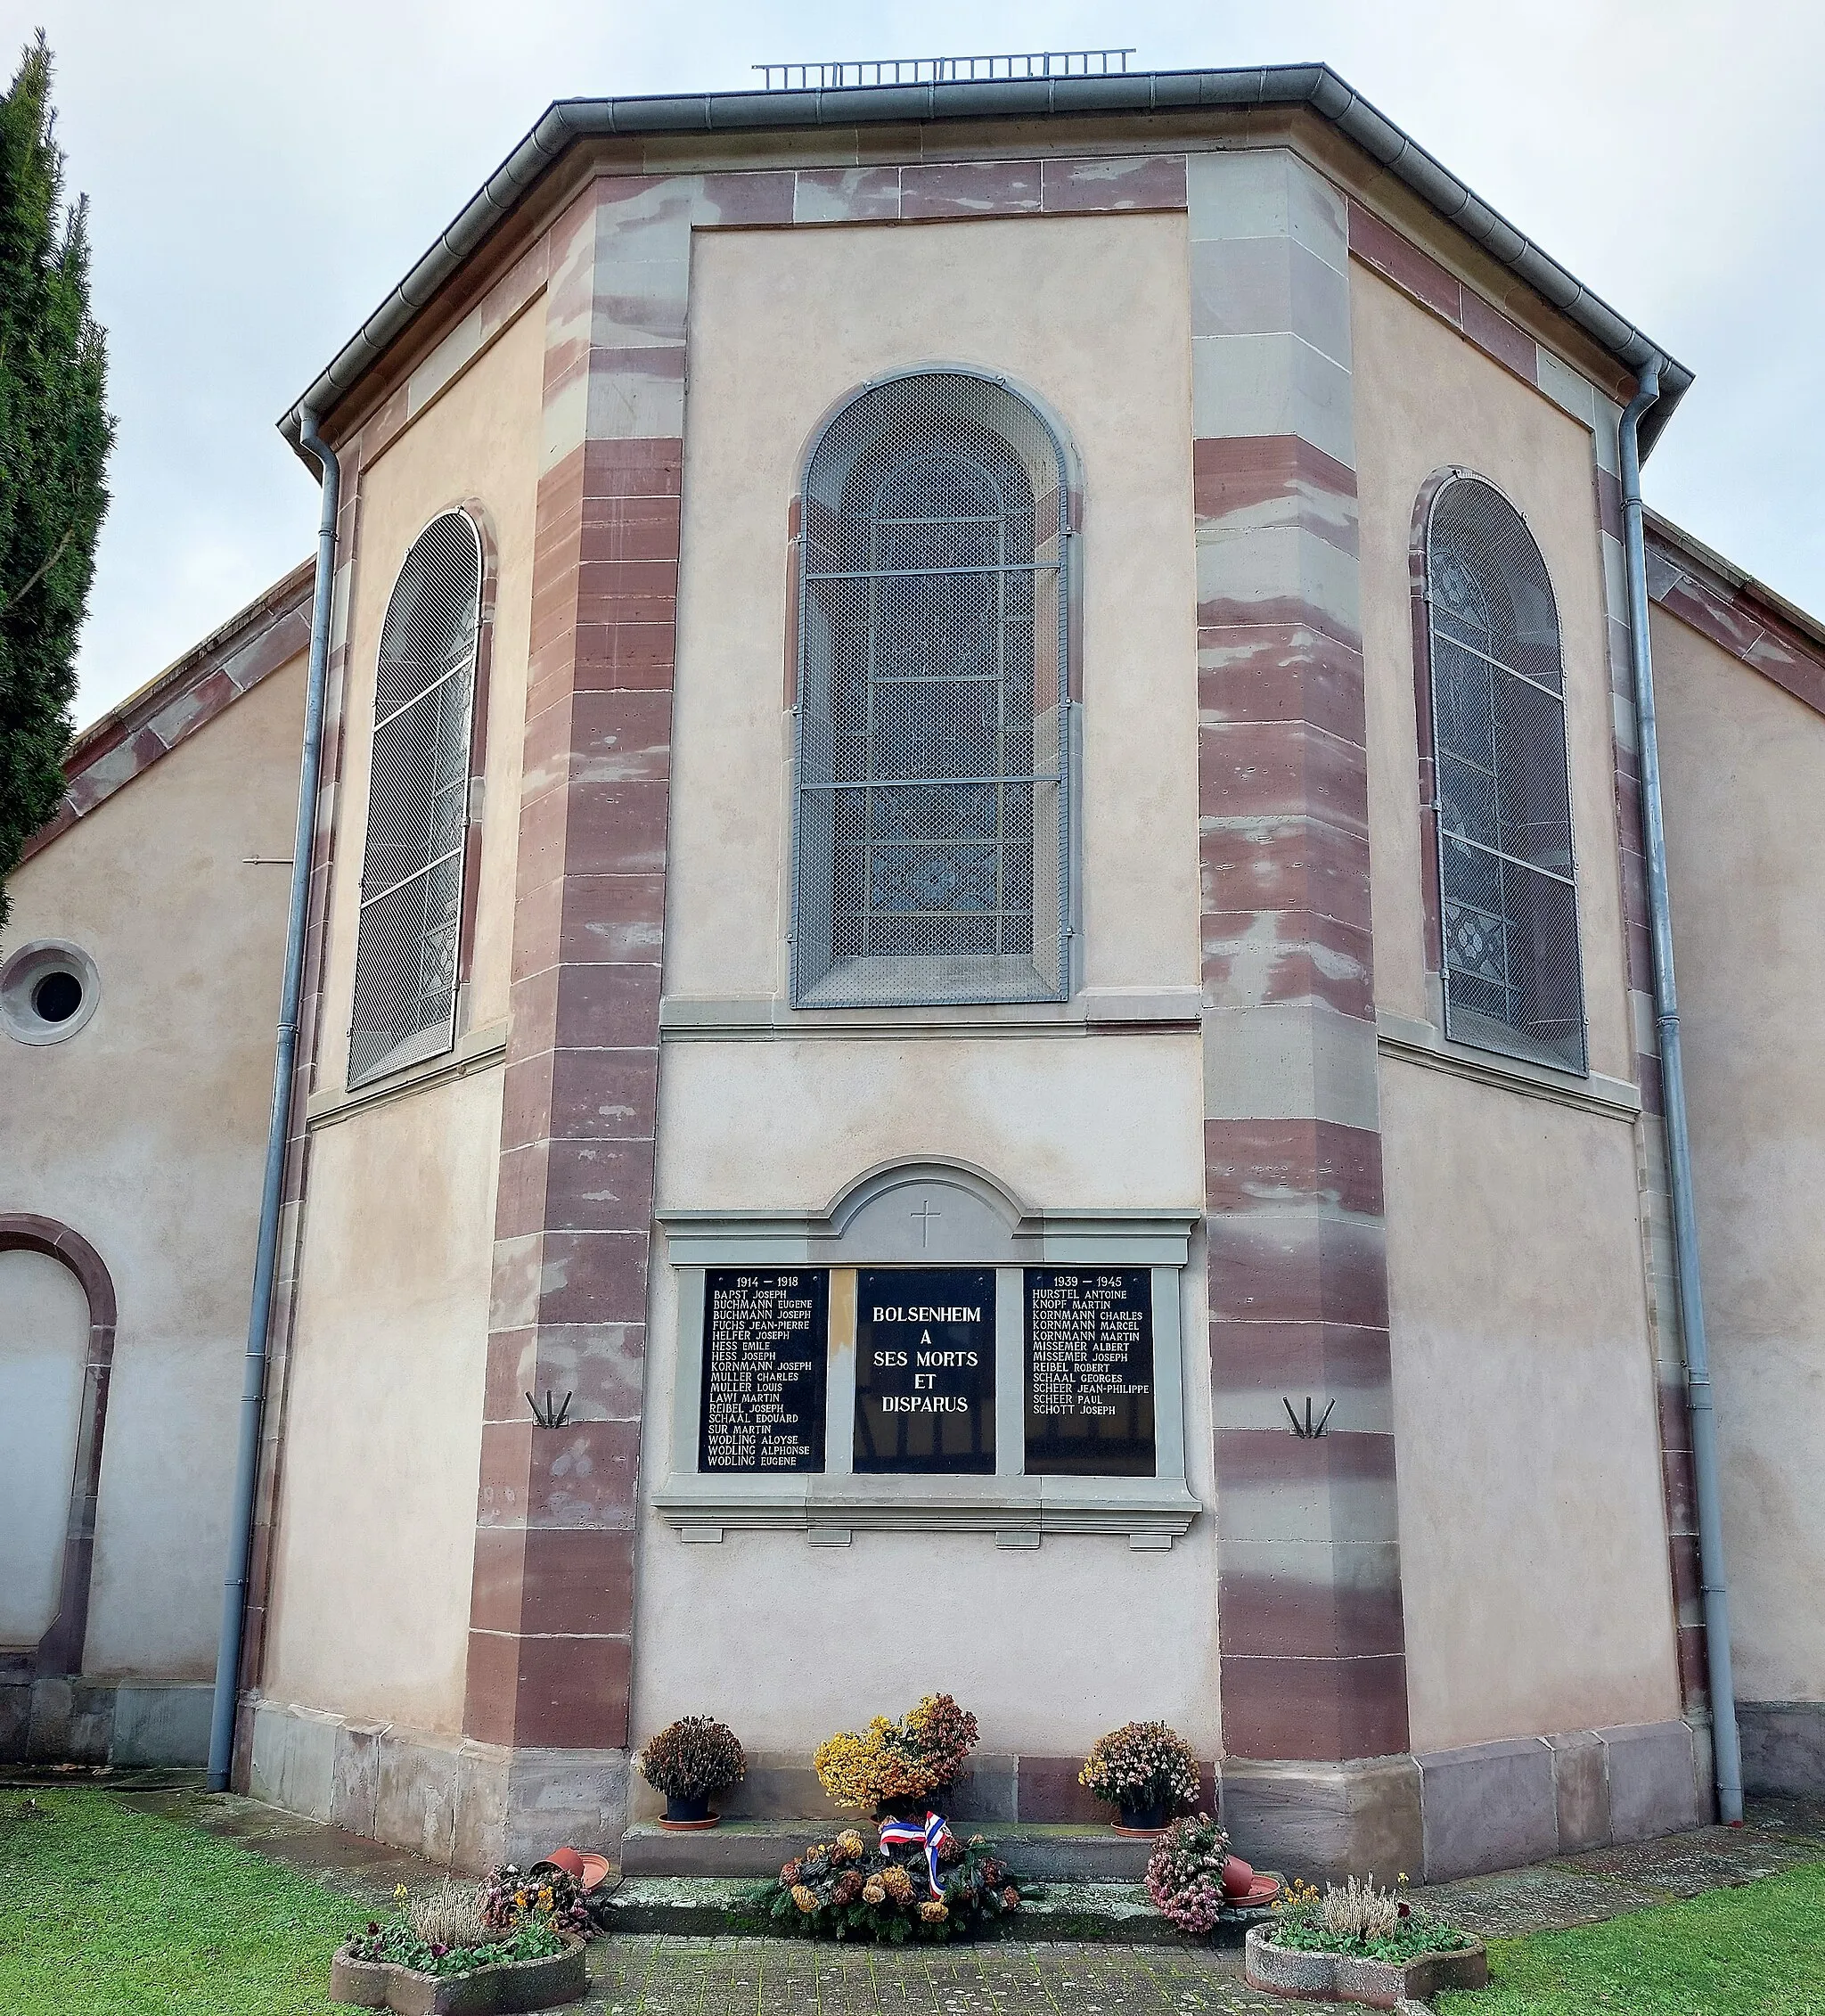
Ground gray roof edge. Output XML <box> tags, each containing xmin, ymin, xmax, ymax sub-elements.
<box><xmin>278</xmin><ymin>61</ymin><xmax>1690</xmax><ymax>454</ymax></box>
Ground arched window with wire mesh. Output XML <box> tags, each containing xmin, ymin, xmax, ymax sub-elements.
<box><xmin>1424</xmin><ymin>473</ymin><xmax>1586</xmax><ymax>1073</ymax></box>
<box><xmin>348</xmin><ymin>511</ymin><xmax>483</xmax><ymax>1088</ymax></box>
<box><xmin>791</xmin><ymin>371</ymin><xmax>1072</xmax><ymax>1008</ymax></box>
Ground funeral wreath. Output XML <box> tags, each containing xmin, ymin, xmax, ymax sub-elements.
<box><xmin>748</xmin><ymin>1820</ymin><xmax>1036</xmax><ymax>1944</ymax></box>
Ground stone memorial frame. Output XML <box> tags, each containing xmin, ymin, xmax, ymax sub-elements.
<box><xmin>656</xmin><ymin>1159</ymin><xmax>1200</xmax><ymax>1549</ymax></box>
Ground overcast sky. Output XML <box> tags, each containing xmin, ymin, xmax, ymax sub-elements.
<box><xmin>10</xmin><ymin>0</ymin><xmax>1823</xmax><ymax>722</ymax></box>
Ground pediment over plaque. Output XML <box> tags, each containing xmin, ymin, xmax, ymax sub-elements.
<box><xmin>660</xmin><ymin>1157</ymin><xmax>1195</xmax><ymax>1267</ymax></box>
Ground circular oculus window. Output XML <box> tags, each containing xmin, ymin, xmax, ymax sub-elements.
<box><xmin>0</xmin><ymin>940</ymin><xmax>100</xmax><ymax>1045</ymax></box>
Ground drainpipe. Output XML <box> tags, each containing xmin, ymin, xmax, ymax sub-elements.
<box><xmin>1618</xmin><ymin>356</ymin><xmax>1745</xmax><ymax>1824</ymax></box>
<box><xmin>207</xmin><ymin>409</ymin><xmax>340</xmax><ymax>1791</ymax></box>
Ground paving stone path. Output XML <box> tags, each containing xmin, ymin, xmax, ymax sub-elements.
<box><xmin>84</xmin><ymin>1779</ymin><xmax>1825</xmax><ymax>2013</ymax></box>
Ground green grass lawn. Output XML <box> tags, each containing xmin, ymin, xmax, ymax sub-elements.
<box><xmin>1435</xmin><ymin>1858</ymin><xmax>1825</xmax><ymax>2015</ymax></box>
<box><xmin>0</xmin><ymin>1788</ymin><xmax>356</xmax><ymax>2014</ymax></box>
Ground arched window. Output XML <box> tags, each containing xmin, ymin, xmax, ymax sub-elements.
<box><xmin>791</xmin><ymin>371</ymin><xmax>1072</xmax><ymax>1007</ymax></box>
<box><xmin>348</xmin><ymin>511</ymin><xmax>483</xmax><ymax>1087</ymax></box>
<box><xmin>1424</xmin><ymin>473</ymin><xmax>1585</xmax><ymax>1072</ymax></box>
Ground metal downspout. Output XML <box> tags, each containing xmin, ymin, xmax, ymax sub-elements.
<box><xmin>207</xmin><ymin>409</ymin><xmax>340</xmax><ymax>1791</ymax></box>
<box><xmin>1618</xmin><ymin>357</ymin><xmax>1745</xmax><ymax>1823</ymax></box>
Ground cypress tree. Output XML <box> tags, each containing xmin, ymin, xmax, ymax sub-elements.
<box><xmin>0</xmin><ymin>31</ymin><xmax>111</xmax><ymax>930</ymax></box>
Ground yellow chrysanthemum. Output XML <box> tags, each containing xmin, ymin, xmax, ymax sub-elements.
<box><xmin>834</xmin><ymin>1829</ymin><xmax>865</xmax><ymax>1860</ymax></box>
<box><xmin>919</xmin><ymin>1900</ymin><xmax>948</xmax><ymax>1923</ymax></box>
<box><xmin>861</xmin><ymin>1878</ymin><xmax>887</xmax><ymax>1905</ymax></box>
<box><xmin>881</xmin><ymin>1865</ymin><xmax>913</xmax><ymax>1901</ymax></box>
<box><xmin>790</xmin><ymin>1884</ymin><xmax>819</xmax><ymax>1914</ymax></box>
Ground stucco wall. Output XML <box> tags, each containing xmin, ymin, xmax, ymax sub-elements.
<box><xmin>315</xmin><ymin>299</ymin><xmax>544</xmax><ymax>1091</ymax></box>
<box><xmin>634</xmin><ymin>212</ymin><xmax>1216</xmax><ymax>1758</ymax></box>
<box><xmin>1352</xmin><ymin>266</ymin><xmax>1679</xmax><ymax>1749</ymax></box>
<box><xmin>260</xmin><ymin>295</ymin><xmax>544</xmax><ymax>1735</ymax></box>
<box><xmin>261</xmin><ymin>1070</ymin><xmax>501</xmax><ymax>1732</ymax></box>
<box><xmin>1379</xmin><ymin>1064</ymin><xmax>1681</xmax><ymax>1749</ymax></box>
<box><xmin>1652</xmin><ymin>607</ymin><xmax>1825</xmax><ymax>1706</ymax></box>
<box><xmin>0</xmin><ymin>1250</ymin><xmax>90</xmax><ymax>1642</ymax></box>
<box><xmin>0</xmin><ymin>659</ymin><xmax>304</xmax><ymax>1677</ymax></box>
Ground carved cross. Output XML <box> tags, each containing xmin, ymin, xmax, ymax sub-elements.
<box><xmin>911</xmin><ymin>1198</ymin><xmax>941</xmax><ymax>1248</ymax></box>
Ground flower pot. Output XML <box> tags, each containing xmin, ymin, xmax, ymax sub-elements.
<box><xmin>658</xmin><ymin>1793</ymin><xmax>718</xmax><ymax>1829</ymax></box>
<box><xmin>331</xmin><ymin>1935</ymin><xmax>586</xmax><ymax>2012</ymax></box>
<box><xmin>1112</xmin><ymin>1801</ymin><xmax>1170</xmax><ymax>1835</ymax></box>
<box><xmin>1243</xmin><ymin>1924</ymin><xmax>1488</xmax><ymax>2007</ymax></box>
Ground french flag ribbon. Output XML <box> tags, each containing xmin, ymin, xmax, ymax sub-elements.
<box><xmin>878</xmin><ymin>1811</ymin><xmax>948</xmax><ymax>1899</ymax></box>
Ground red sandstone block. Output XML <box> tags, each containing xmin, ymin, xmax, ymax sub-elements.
<box><xmin>1347</xmin><ymin>201</ymin><xmax>1461</xmax><ymax>323</ymax></box>
<box><xmin>577</xmin><ymin>496</ymin><xmax>683</xmax><ymax>563</ymax></box>
<box><xmin>1218</xmin><ymin>1650</ymin><xmax>1410</xmax><ymax>1762</ymax></box>
<box><xmin>697</xmin><ymin>169</ymin><xmax>796</xmax><ymax>225</ymax></box>
<box><xmin>1206</xmin><ymin>1215</ymin><xmax>1390</xmax><ymax>1329</ymax></box>
<box><xmin>1199</xmin><ymin>815</ymin><xmax>1374</xmax><ymax>934</ymax></box>
<box><xmin>464</xmin><ymin>1626</ymin><xmax>633</xmax><ymax>1750</ymax></box>
<box><xmin>793</xmin><ymin>165</ymin><xmax>901</xmax><ymax>223</ymax></box>
<box><xmin>569</xmin><ymin>621</ymin><xmax>677</xmax><ymax>692</ymax></box>
<box><xmin>1205</xmin><ymin>1118</ymin><xmax>1385</xmax><ymax>1217</ymax></box>
<box><xmin>538</xmin><ymin>1138</ymin><xmax>659</xmax><ymax>1232</ymax></box>
<box><xmin>584</xmin><ymin>436</ymin><xmax>683</xmax><ymax>497</ymax></box>
<box><xmin>469</xmin><ymin>1526</ymin><xmax>635</xmax><ymax>1638</ymax></box>
<box><xmin>1216</xmin><ymin>1546</ymin><xmax>1407</xmax><ymax>1660</ymax></box>
<box><xmin>551</xmin><ymin>961</ymin><xmax>663</xmax><ymax>1050</ymax></box>
<box><xmin>1461</xmin><ymin>291</ymin><xmax>1538</xmax><ymax>382</ymax></box>
<box><xmin>900</xmin><ymin>159</ymin><xmax>1042</xmax><ymax>218</ymax></box>
<box><xmin>545</xmin><ymin>1045</ymin><xmax>659</xmax><ymax>1142</ymax></box>
<box><xmin>1199</xmin><ymin>907</ymin><xmax>1375</xmax><ymax>1021</ymax></box>
<box><xmin>557</xmin><ymin>873</ymin><xmax>667</xmax><ymax>965</ymax></box>
<box><xmin>558</xmin><ymin>780</ymin><xmax>671</xmax><ymax>878</ymax></box>
<box><xmin>1207</xmin><ymin>1317</ymin><xmax>1395</xmax><ymax>1406</ymax></box>
<box><xmin>1041</xmin><ymin>153</ymin><xmax>1186</xmax><ymax>213</ymax></box>
<box><xmin>535</xmin><ymin>1227</ymin><xmax>650</xmax><ymax>1327</ymax></box>
<box><xmin>1199</xmin><ymin>714</ymin><xmax>1370</xmax><ymax>831</ymax></box>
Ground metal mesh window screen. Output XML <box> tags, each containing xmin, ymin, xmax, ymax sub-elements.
<box><xmin>792</xmin><ymin>372</ymin><xmax>1071</xmax><ymax>1007</ymax></box>
<box><xmin>1426</xmin><ymin>475</ymin><xmax>1587</xmax><ymax>1073</ymax></box>
<box><xmin>348</xmin><ymin>512</ymin><xmax>482</xmax><ymax>1088</ymax></box>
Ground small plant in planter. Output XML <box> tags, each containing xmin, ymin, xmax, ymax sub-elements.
<box><xmin>813</xmin><ymin>1693</ymin><xmax>979</xmax><ymax>1818</ymax></box>
<box><xmin>1078</xmin><ymin>1721</ymin><xmax>1200</xmax><ymax>1832</ymax></box>
<box><xmin>333</xmin><ymin>1876</ymin><xmax>586</xmax><ymax>2012</ymax></box>
<box><xmin>1245</xmin><ymin>1873</ymin><xmax>1486</xmax><ymax>2006</ymax></box>
<box><xmin>637</xmin><ymin>1715</ymin><xmax>747</xmax><ymax>1825</ymax></box>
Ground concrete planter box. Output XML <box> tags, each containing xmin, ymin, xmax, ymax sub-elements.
<box><xmin>330</xmin><ymin>1936</ymin><xmax>585</xmax><ymax>2012</ymax></box>
<box><xmin>1244</xmin><ymin>1924</ymin><xmax>1487</xmax><ymax>2007</ymax></box>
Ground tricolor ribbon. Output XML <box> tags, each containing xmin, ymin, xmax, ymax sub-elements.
<box><xmin>878</xmin><ymin>1811</ymin><xmax>948</xmax><ymax>1899</ymax></box>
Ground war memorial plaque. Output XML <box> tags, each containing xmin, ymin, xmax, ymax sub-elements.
<box><xmin>854</xmin><ymin>1268</ymin><xmax>995</xmax><ymax>1474</ymax></box>
<box><xmin>699</xmin><ymin>1269</ymin><xmax>828</xmax><ymax>1472</ymax></box>
<box><xmin>1024</xmin><ymin>1268</ymin><xmax>1156</xmax><ymax>1476</ymax></box>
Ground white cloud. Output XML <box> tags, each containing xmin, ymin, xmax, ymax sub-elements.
<box><xmin>9</xmin><ymin>0</ymin><xmax>1821</xmax><ymax>717</ymax></box>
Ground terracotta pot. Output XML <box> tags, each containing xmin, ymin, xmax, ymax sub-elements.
<box><xmin>1221</xmin><ymin>1854</ymin><xmax>1256</xmax><ymax>1898</ymax></box>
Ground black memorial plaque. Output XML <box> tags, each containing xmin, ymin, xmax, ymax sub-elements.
<box><xmin>699</xmin><ymin>1270</ymin><xmax>828</xmax><ymax>1472</ymax></box>
<box><xmin>854</xmin><ymin>1268</ymin><xmax>995</xmax><ymax>1474</ymax></box>
<box><xmin>1024</xmin><ymin>1268</ymin><xmax>1155</xmax><ymax>1476</ymax></box>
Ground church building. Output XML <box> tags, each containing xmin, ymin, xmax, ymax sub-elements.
<box><xmin>4</xmin><ymin>59</ymin><xmax>1822</xmax><ymax>1885</ymax></box>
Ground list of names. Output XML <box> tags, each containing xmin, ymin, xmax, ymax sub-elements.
<box><xmin>699</xmin><ymin>1270</ymin><xmax>828</xmax><ymax>1472</ymax></box>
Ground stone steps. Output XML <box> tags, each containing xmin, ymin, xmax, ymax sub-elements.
<box><xmin>619</xmin><ymin>1821</ymin><xmax>1158</xmax><ymax>1882</ymax></box>
<box><xmin>600</xmin><ymin>1875</ymin><xmax>1219</xmax><ymax>1944</ymax></box>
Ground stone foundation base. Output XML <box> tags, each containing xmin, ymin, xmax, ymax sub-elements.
<box><xmin>1222</xmin><ymin>1718</ymin><xmax>1714</xmax><ymax>1883</ymax></box>
<box><xmin>237</xmin><ymin>1695</ymin><xmax>628</xmax><ymax>1872</ymax></box>
<box><xmin>237</xmin><ymin>1698</ymin><xmax>1715</xmax><ymax>1883</ymax></box>
<box><xmin>1740</xmin><ymin>1701</ymin><xmax>1825</xmax><ymax>1796</ymax></box>
<box><xmin>0</xmin><ymin>1678</ymin><xmax>212</xmax><ymax>1767</ymax></box>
